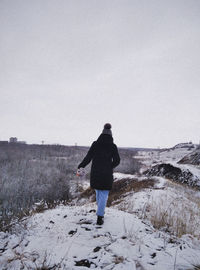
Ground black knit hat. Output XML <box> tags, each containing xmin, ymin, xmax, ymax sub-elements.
<box><xmin>102</xmin><ymin>123</ymin><xmax>112</xmax><ymax>136</ymax></box>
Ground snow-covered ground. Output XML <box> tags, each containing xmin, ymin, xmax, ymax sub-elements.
<box><xmin>136</xmin><ymin>144</ymin><xmax>200</xmax><ymax>186</ymax></box>
<box><xmin>1</xmin><ymin>174</ymin><xmax>200</xmax><ymax>270</ymax></box>
<box><xmin>136</xmin><ymin>147</ymin><xmax>195</xmax><ymax>169</ymax></box>
<box><xmin>113</xmin><ymin>176</ymin><xmax>200</xmax><ymax>237</ymax></box>
<box><xmin>113</xmin><ymin>172</ymin><xmax>137</xmax><ymax>181</ymax></box>
<box><xmin>1</xmin><ymin>203</ymin><xmax>200</xmax><ymax>270</ymax></box>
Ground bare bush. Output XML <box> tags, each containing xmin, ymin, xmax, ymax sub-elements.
<box><xmin>0</xmin><ymin>144</ymin><xmax>88</xmax><ymax>231</ymax></box>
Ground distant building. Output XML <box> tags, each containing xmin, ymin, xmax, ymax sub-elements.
<box><xmin>9</xmin><ymin>137</ymin><xmax>18</xmax><ymax>143</ymax></box>
<box><xmin>9</xmin><ymin>137</ymin><xmax>26</xmax><ymax>144</ymax></box>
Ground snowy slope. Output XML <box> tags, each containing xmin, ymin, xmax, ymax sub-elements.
<box><xmin>170</xmin><ymin>161</ymin><xmax>200</xmax><ymax>181</ymax></box>
<box><xmin>136</xmin><ymin>144</ymin><xmax>200</xmax><ymax>187</ymax></box>
<box><xmin>1</xmin><ymin>173</ymin><xmax>200</xmax><ymax>270</ymax></box>
<box><xmin>1</xmin><ymin>204</ymin><xmax>200</xmax><ymax>270</ymax></box>
<box><xmin>136</xmin><ymin>144</ymin><xmax>197</xmax><ymax>170</ymax></box>
<box><xmin>178</xmin><ymin>148</ymin><xmax>200</xmax><ymax>166</ymax></box>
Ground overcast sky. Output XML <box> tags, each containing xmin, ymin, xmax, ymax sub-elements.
<box><xmin>0</xmin><ymin>0</ymin><xmax>200</xmax><ymax>148</ymax></box>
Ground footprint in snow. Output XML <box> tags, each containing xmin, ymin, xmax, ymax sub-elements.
<box><xmin>68</xmin><ymin>229</ymin><xmax>77</xmax><ymax>236</ymax></box>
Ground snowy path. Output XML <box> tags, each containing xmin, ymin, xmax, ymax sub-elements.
<box><xmin>1</xmin><ymin>203</ymin><xmax>200</xmax><ymax>270</ymax></box>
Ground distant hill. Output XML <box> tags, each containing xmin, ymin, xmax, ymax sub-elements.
<box><xmin>172</xmin><ymin>142</ymin><xmax>196</xmax><ymax>150</ymax></box>
<box><xmin>178</xmin><ymin>146</ymin><xmax>200</xmax><ymax>165</ymax></box>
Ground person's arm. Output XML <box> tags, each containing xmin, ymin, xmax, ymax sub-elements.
<box><xmin>112</xmin><ymin>144</ymin><xmax>120</xmax><ymax>168</ymax></box>
<box><xmin>78</xmin><ymin>142</ymin><xmax>95</xmax><ymax>169</ymax></box>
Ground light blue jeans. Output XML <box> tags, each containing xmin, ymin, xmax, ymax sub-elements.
<box><xmin>95</xmin><ymin>189</ymin><xmax>109</xmax><ymax>217</ymax></box>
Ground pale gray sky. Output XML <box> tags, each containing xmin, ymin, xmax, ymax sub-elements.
<box><xmin>0</xmin><ymin>0</ymin><xmax>200</xmax><ymax>148</ymax></box>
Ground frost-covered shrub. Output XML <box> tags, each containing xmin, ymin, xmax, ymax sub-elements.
<box><xmin>0</xmin><ymin>144</ymin><xmax>88</xmax><ymax>231</ymax></box>
<box><xmin>0</xmin><ymin>143</ymin><xmax>141</xmax><ymax>231</ymax></box>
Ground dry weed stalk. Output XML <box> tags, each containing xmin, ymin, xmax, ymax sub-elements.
<box><xmin>145</xmin><ymin>192</ymin><xmax>200</xmax><ymax>238</ymax></box>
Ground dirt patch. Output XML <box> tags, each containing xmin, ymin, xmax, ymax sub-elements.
<box><xmin>80</xmin><ymin>177</ymin><xmax>156</xmax><ymax>207</ymax></box>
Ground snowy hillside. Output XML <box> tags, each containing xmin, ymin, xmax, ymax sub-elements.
<box><xmin>178</xmin><ymin>147</ymin><xmax>200</xmax><ymax>166</ymax></box>
<box><xmin>136</xmin><ymin>143</ymin><xmax>200</xmax><ymax>188</ymax></box>
<box><xmin>1</xmin><ymin>143</ymin><xmax>200</xmax><ymax>270</ymax></box>
<box><xmin>1</xmin><ymin>174</ymin><xmax>200</xmax><ymax>270</ymax></box>
<box><xmin>136</xmin><ymin>143</ymin><xmax>197</xmax><ymax>170</ymax></box>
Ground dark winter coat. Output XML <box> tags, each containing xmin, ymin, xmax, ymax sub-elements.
<box><xmin>78</xmin><ymin>134</ymin><xmax>120</xmax><ymax>190</ymax></box>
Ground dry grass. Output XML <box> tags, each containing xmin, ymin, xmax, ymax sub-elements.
<box><xmin>192</xmin><ymin>266</ymin><xmax>200</xmax><ymax>270</ymax></box>
<box><xmin>0</xmin><ymin>210</ymin><xmax>30</xmax><ymax>233</ymax></box>
<box><xmin>135</xmin><ymin>261</ymin><xmax>146</xmax><ymax>270</ymax></box>
<box><xmin>107</xmin><ymin>178</ymin><xmax>156</xmax><ymax>206</ymax></box>
<box><xmin>6</xmin><ymin>250</ymin><xmax>39</xmax><ymax>269</ymax></box>
<box><xmin>80</xmin><ymin>186</ymin><xmax>95</xmax><ymax>200</ymax></box>
<box><xmin>32</xmin><ymin>251</ymin><xmax>60</xmax><ymax>270</ymax></box>
<box><xmin>186</xmin><ymin>265</ymin><xmax>200</xmax><ymax>270</ymax></box>
<box><xmin>0</xmin><ymin>199</ymin><xmax>69</xmax><ymax>233</ymax></box>
<box><xmin>80</xmin><ymin>176</ymin><xmax>200</xmax><ymax>239</ymax></box>
<box><xmin>183</xmin><ymin>253</ymin><xmax>200</xmax><ymax>270</ymax></box>
<box><xmin>144</xmin><ymin>193</ymin><xmax>200</xmax><ymax>238</ymax></box>
<box><xmin>113</xmin><ymin>255</ymin><xmax>125</xmax><ymax>264</ymax></box>
<box><xmin>80</xmin><ymin>177</ymin><xmax>156</xmax><ymax>207</ymax></box>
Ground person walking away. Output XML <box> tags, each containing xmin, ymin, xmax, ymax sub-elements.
<box><xmin>77</xmin><ymin>123</ymin><xmax>120</xmax><ymax>225</ymax></box>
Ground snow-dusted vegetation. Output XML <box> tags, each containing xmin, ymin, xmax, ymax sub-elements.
<box><xmin>0</xmin><ymin>144</ymin><xmax>82</xmax><ymax>231</ymax></box>
<box><xmin>0</xmin><ymin>142</ymin><xmax>200</xmax><ymax>269</ymax></box>
<box><xmin>0</xmin><ymin>143</ymin><xmax>140</xmax><ymax>232</ymax></box>
<box><xmin>1</xmin><ymin>173</ymin><xmax>200</xmax><ymax>270</ymax></box>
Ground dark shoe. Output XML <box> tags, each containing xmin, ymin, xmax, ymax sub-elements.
<box><xmin>97</xmin><ymin>216</ymin><xmax>104</xmax><ymax>225</ymax></box>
